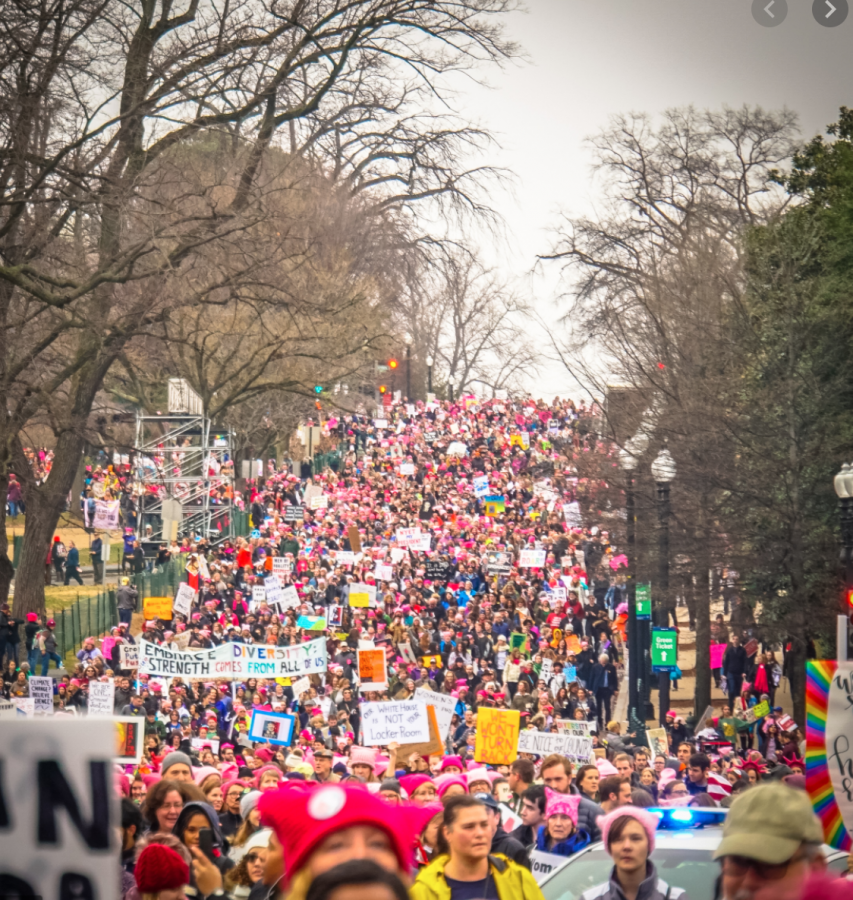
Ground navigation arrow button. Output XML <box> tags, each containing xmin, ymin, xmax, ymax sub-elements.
<box><xmin>752</xmin><ymin>0</ymin><xmax>788</xmax><ymax>25</ymax></box>
<box><xmin>813</xmin><ymin>0</ymin><xmax>848</xmax><ymax>24</ymax></box>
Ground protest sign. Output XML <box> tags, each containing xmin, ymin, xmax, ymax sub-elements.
<box><xmin>540</xmin><ymin>657</ymin><xmax>553</xmax><ymax>682</ymax></box>
<box><xmin>566</xmin><ymin>665</ymin><xmax>577</xmax><ymax>683</ymax></box>
<box><xmin>473</xmin><ymin>474</ymin><xmax>490</xmax><ymax>497</ymax></box>
<box><xmin>1</xmin><ymin>718</ymin><xmax>118</xmax><ymax>900</ymax></box>
<box><xmin>272</xmin><ymin>556</ymin><xmax>293</xmax><ymax>579</ymax></box>
<box><xmin>550</xmin><ymin>587</ymin><xmax>567</xmax><ymax>605</ymax></box>
<box><xmin>373</xmin><ymin>418</ymin><xmax>388</xmax><ymax>429</ymax></box>
<box><xmin>0</xmin><ymin>698</ymin><xmax>16</xmax><ymax>718</ymax></box>
<box><xmin>14</xmin><ymin>698</ymin><xmax>35</xmax><ymax>716</ymax></box>
<box><xmin>400</xmin><ymin>463</ymin><xmax>416</xmax><ymax>475</ymax></box>
<box><xmin>646</xmin><ymin>726</ymin><xmax>669</xmax><ymax>758</ymax></box>
<box><xmin>510</xmin><ymin>632</ymin><xmax>528</xmax><ymax>652</ymax></box>
<box><xmin>347</xmin><ymin>525</ymin><xmax>362</xmax><ymax>553</ymax></box>
<box><xmin>88</xmin><ymin>678</ymin><xmax>115</xmax><ymax>717</ymax></box>
<box><xmin>29</xmin><ymin>676</ymin><xmax>54</xmax><ymax>714</ymax></box>
<box><xmin>92</xmin><ymin>498</ymin><xmax>121</xmax><ymax>530</ymax></box>
<box><xmin>413</xmin><ymin>532</ymin><xmax>432</xmax><ymax>552</ymax></box>
<box><xmin>249</xmin><ymin>710</ymin><xmax>296</xmax><ymax>746</ymax></box>
<box><xmin>284</xmin><ymin>505</ymin><xmax>304</xmax><ymax>521</ymax></box>
<box><xmin>335</xmin><ymin>550</ymin><xmax>356</xmax><ymax>567</ymax></box>
<box><xmin>422</xmin><ymin>654</ymin><xmax>442</xmax><ymax>669</ymax></box>
<box><xmin>309</xmin><ymin>494</ymin><xmax>329</xmax><ymax>510</ymax></box>
<box><xmin>710</xmin><ymin>643</ymin><xmax>726</xmax><ymax>669</ymax></box>
<box><xmin>566</xmin><ymin>634</ymin><xmax>582</xmax><ymax>654</ymax></box>
<box><xmin>752</xmin><ymin>700</ymin><xmax>770</xmax><ymax>720</ymax></box>
<box><xmin>744</xmin><ymin>637</ymin><xmax>759</xmax><ymax>657</ymax></box>
<box><xmin>397</xmin><ymin>704</ymin><xmax>444</xmax><ymax>758</ymax></box>
<box><xmin>564</xmin><ymin>500</ymin><xmax>582</xmax><ymax>528</ymax></box>
<box><xmin>425</xmin><ymin>560</ymin><xmax>451</xmax><ymax>581</ymax></box>
<box><xmin>273</xmin><ymin>584</ymin><xmax>300</xmax><ymax>611</ymax></box>
<box><xmin>115</xmin><ymin>717</ymin><xmax>144</xmax><ymax>763</ymax></box>
<box><xmin>530</xmin><ymin>850</ymin><xmax>568</xmax><ymax>884</ymax></box>
<box><xmin>297</xmin><ymin>615</ymin><xmax>326</xmax><ymax>631</ymax></box>
<box><xmin>395</xmin><ymin>526</ymin><xmax>422</xmax><ymax>548</ymax></box>
<box><xmin>290</xmin><ymin>676</ymin><xmax>311</xmax><ymax>698</ymax></box>
<box><xmin>358</xmin><ymin>649</ymin><xmax>388</xmax><ymax>691</ymax></box>
<box><xmin>173</xmin><ymin>582</ymin><xmax>195</xmax><ymax>617</ymax></box>
<box><xmin>424</xmin><ymin>431</ymin><xmax>438</xmax><ymax>443</ymax></box>
<box><xmin>361</xmin><ymin>701</ymin><xmax>431</xmax><ymax>746</ymax></box>
<box><xmin>415</xmin><ymin>687</ymin><xmax>457</xmax><ymax>739</ymax></box>
<box><xmin>517</xmin><ymin>728</ymin><xmax>593</xmax><ymax>766</ymax></box>
<box><xmin>119</xmin><ymin>644</ymin><xmax>139</xmax><ymax>669</ymax></box>
<box><xmin>475</xmin><ymin>708</ymin><xmax>520</xmax><ymax>765</ymax></box>
<box><xmin>375</xmin><ymin>564</ymin><xmax>394</xmax><ymax>581</ymax></box>
<box><xmin>264</xmin><ymin>575</ymin><xmax>284</xmax><ymax>608</ymax></box>
<box><xmin>191</xmin><ymin>737</ymin><xmax>220</xmax><ymax>754</ymax></box>
<box><xmin>348</xmin><ymin>583</ymin><xmax>376</xmax><ymax>607</ymax></box>
<box><xmin>139</xmin><ymin>636</ymin><xmax>327</xmax><ymax>679</ymax></box>
<box><xmin>486</xmin><ymin>551</ymin><xmax>511</xmax><ymax>575</ymax></box>
<box><xmin>519</xmin><ymin>549</ymin><xmax>547</xmax><ymax>568</ymax></box>
<box><xmin>251</xmin><ymin>584</ymin><xmax>266</xmax><ymax>608</ymax></box>
<box><xmin>143</xmin><ymin>596</ymin><xmax>173</xmax><ymax>619</ymax></box>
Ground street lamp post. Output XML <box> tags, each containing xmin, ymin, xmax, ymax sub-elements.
<box><xmin>448</xmin><ymin>380</ymin><xmax>454</xmax><ymax>403</ymax></box>
<box><xmin>426</xmin><ymin>356</ymin><xmax>434</xmax><ymax>396</ymax></box>
<box><xmin>652</xmin><ymin>446</ymin><xmax>676</xmax><ymax>726</ymax></box>
<box><xmin>834</xmin><ymin>463</ymin><xmax>853</xmax><ymax>658</ymax></box>
<box><xmin>619</xmin><ymin>443</ymin><xmax>644</xmax><ymax>737</ymax></box>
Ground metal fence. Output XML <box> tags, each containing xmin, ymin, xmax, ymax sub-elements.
<box><xmin>51</xmin><ymin>589</ymin><xmax>118</xmax><ymax>660</ymax></box>
<box><xmin>233</xmin><ymin>509</ymin><xmax>250</xmax><ymax>537</ymax></box>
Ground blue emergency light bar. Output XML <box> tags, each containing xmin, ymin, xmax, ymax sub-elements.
<box><xmin>651</xmin><ymin>808</ymin><xmax>728</xmax><ymax>829</ymax></box>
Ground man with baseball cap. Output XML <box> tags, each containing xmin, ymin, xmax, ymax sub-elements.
<box><xmin>714</xmin><ymin>782</ymin><xmax>825</xmax><ymax>899</ymax></box>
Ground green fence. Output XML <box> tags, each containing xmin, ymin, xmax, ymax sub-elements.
<box><xmin>233</xmin><ymin>509</ymin><xmax>250</xmax><ymax>537</ymax></box>
<box><xmin>52</xmin><ymin>589</ymin><xmax>118</xmax><ymax>660</ymax></box>
<box><xmin>129</xmin><ymin>559</ymin><xmax>185</xmax><ymax>601</ymax></box>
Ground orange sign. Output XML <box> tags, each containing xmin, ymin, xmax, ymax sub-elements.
<box><xmin>143</xmin><ymin>596</ymin><xmax>173</xmax><ymax>620</ymax></box>
<box><xmin>358</xmin><ymin>649</ymin><xmax>387</xmax><ymax>685</ymax></box>
<box><xmin>422</xmin><ymin>654</ymin><xmax>442</xmax><ymax>669</ymax></box>
<box><xmin>566</xmin><ymin>634</ymin><xmax>582</xmax><ymax>655</ymax></box>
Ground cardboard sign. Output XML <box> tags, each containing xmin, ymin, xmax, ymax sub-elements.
<box><xmin>473</xmin><ymin>475</ymin><xmax>490</xmax><ymax>498</ymax></box>
<box><xmin>358</xmin><ymin>649</ymin><xmax>388</xmax><ymax>691</ymax></box>
<box><xmin>115</xmin><ymin>716</ymin><xmax>144</xmax><ymax>763</ymax></box>
<box><xmin>264</xmin><ymin>575</ymin><xmax>284</xmax><ymax>608</ymax></box>
<box><xmin>422</xmin><ymin>654</ymin><xmax>442</xmax><ymax>669</ymax></box>
<box><xmin>752</xmin><ymin>700</ymin><xmax>771</xmax><ymax>720</ymax></box>
<box><xmin>540</xmin><ymin>658</ymin><xmax>553</xmax><ymax>682</ymax></box>
<box><xmin>517</xmin><ymin>728</ymin><xmax>593</xmax><ymax>766</ymax></box>
<box><xmin>400</xmin><ymin>463</ymin><xmax>416</xmax><ymax>475</ymax></box>
<box><xmin>335</xmin><ymin>550</ymin><xmax>356</xmax><ymax>567</ymax></box>
<box><xmin>1</xmin><ymin>718</ymin><xmax>117</xmax><ymax>898</ymax></box>
<box><xmin>284</xmin><ymin>505</ymin><xmax>304</xmax><ymax>521</ymax></box>
<box><xmin>396</xmin><ymin>527</ymin><xmax>422</xmax><ymax>548</ymax></box>
<box><xmin>274</xmin><ymin>584</ymin><xmax>300</xmax><ymax>611</ymax></box>
<box><xmin>29</xmin><ymin>676</ymin><xmax>54</xmax><ymax>715</ymax></box>
<box><xmin>415</xmin><ymin>687</ymin><xmax>457</xmax><ymax>739</ymax></box>
<box><xmin>710</xmin><ymin>643</ymin><xmax>726</xmax><ymax>669</ymax></box>
<box><xmin>119</xmin><ymin>644</ymin><xmax>139</xmax><ymax>669</ymax></box>
<box><xmin>191</xmin><ymin>736</ymin><xmax>220</xmax><ymax>754</ymax></box>
<box><xmin>349</xmin><ymin>583</ymin><xmax>376</xmax><ymax>607</ymax></box>
<box><xmin>290</xmin><ymin>676</ymin><xmax>311</xmax><ymax>698</ymax></box>
<box><xmin>309</xmin><ymin>494</ymin><xmax>329</xmax><ymax>510</ymax></box>
<box><xmin>474</xmin><ymin>708</ymin><xmax>520</xmax><ymax>765</ymax></box>
<box><xmin>486</xmin><ymin>551</ymin><xmax>511</xmax><ymax>575</ymax></box>
<box><xmin>360</xmin><ymin>700</ymin><xmax>431</xmax><ymax>746</ymax></box>
<box><xmin>425</xmin><ymin>560</ymin><xmax>451</xmax><ymax>581</ymax></box>
<box><xmin>143</xmin><ymin>596</ymin><xmax>174</xmax><ymax>619</ymax></box>
<box><xmin>348</xmin><ymin>525</ymin><xmax>362</xmax><ymax>553</ymax></box>
<box><xmin>88</xmin><ymin>679</ymin><xmax>115</xmax><ymax>717</ymax></box>
<box><xmin>744</xmin><ymin>638</ymin><xmax>759</xmax><ymax>658</ymax></box>
<box><xmin>251</xmin><ymin>584</ymin><xmax>266</xmax><ymax>608</ymax></box>
<box><xmin>173</xmin><ymin>582</ymin><xmax>195</xmax><ymax>617</ymax></box>
<box><xmin>397</xmin><ymin>704</ymin><xmax>444</xmax><ymax>758</ymax></box>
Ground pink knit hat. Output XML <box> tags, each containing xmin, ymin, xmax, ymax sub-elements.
<box><xmin>466</xmin><ymin>768</ymin><xmax>492</xmax><ymax>789</ymax></box>
<box><xmin>439</xmin><ymin>755</ymin><xmax>463</xmax><ymax>773</ymax></box>
<box><xmin>595</xmin><ymin>758</ymin><xmax>619</xmax><ymax>777</ymax></box>
<box><xmin>599</xmin><ymin>805</ymin><xmax>660</xmax><ymax>855</ymax></box>
<box><xmin>349</xmin><ymin>746</ymin><xmax>378</xmax><ymax>770</ymax></box>
<box><xmin>544</xmin><ymin>787</ymin><xmax>581</xmax><ymax>825</ymax></box>
<box><xmin>434</xmin><ymin>773</ymin><xmax>468</xmax><ymax>798</ymax></box>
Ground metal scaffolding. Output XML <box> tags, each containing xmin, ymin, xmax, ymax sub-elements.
<box><xmin>133</xmin><ymin>379</ymin><xmax>234</xmax><ymax>549</ymax></box>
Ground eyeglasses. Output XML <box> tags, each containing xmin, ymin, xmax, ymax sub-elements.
<box><xmin>723</xmin><ymin>852</ymin><xmax>806</xmax><ymax>881</ymax></box>
<box><xmin>245</xmin><ymin>854</ymin><xmax>262</xmax><ymax>864</ymax></box>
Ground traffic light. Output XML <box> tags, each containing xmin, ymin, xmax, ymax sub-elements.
<box><xmin>388</xmin><ymin>359</ymin><xmax>398</xmax><ymax>369</ymax></box>
<box><xmin>847</xmin><ymin>588</ymin><xmax>853</xmax><ymax>608</ymax></box>
<box><xmin>314</xmin><ymin>385</ymin><xmax>323</xmax><ymax>394</ymax></box>
<box><xmin>379</xmin><ymin>385</ymin><xmax>387</xmax><ymax>394</ymax></box>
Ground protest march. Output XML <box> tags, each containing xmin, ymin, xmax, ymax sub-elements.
<box><xmin>0</xmin><ymin>396</ymin><xmax>821</xmax><ymax>900</ymax></box>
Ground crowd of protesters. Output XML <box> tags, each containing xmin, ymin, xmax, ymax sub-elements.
<box><xmin>0</xmin><ymin>395</ymin><xmax>845</xmax><ymax>900</ymax></box>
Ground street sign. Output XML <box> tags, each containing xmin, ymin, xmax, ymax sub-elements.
<box><xmin>636</xmin><ymin>583</ymin><xmax>651</xmax><ymax>620</ymax></box>
<box><xmin>651</xmin><ymin>627</ymin><xmax>678</xmax><ymax>670</ymax></box>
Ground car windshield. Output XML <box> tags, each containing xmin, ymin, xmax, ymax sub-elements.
<box><xmin>541</xmin><ymin>848</ymin><xmax>719</xmax><ymax>900</ymax></box>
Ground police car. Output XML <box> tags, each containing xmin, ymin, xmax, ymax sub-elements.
<box><xmin>538</xmin><ymin>808</ymin><xmax>849</xmax><ymax>900</ymax></box>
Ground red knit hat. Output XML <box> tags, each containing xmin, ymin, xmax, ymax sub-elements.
<box><xmin>135</xmin><ymin>844</ymin><xmax>190</xmax><ymax>892</ymax></box>
<box><xmin>259</xmin><ymin>783</ymin><xmax>415</xmax><ymax>884</ymax></box>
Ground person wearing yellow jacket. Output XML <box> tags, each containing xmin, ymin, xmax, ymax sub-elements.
<box><xmin>412</xmin><ymin>795</ymin><xmax>545</xmax><ymax>900</ymax></box>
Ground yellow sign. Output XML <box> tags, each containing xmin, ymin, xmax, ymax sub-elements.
<box><xmin>143</xmin><ymin>596</ymin><xmax>173</xmax><ymax>620</ymax></box>
<box><xmin>475</xmin><ymin>708</ymin><xmax>520</xmax><ymax>765</ymax></box>
<box><xmin>422</xmin><ymin>654</ymin><xmax>442</xmax><ymax>669</ymax></box>
<box><xmin>566</xmin><ymin>634</ymin><xmax>582</xmax><ymax>655</ymax></box>
<box><xmin>752</xmin><ymin>700</ymin><xmax>770</xmax><ymax>720</ymax></box>
<box><xmin>349</xmin><ymin>591</ymin><xmax>370</xmax><ymax>608</ymax></box>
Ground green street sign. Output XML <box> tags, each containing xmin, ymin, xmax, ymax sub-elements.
<box><xmin>636</xmin><ymin>584</ymin><xmax>651</xmax><ymax>620</ymax></box>
<box><xmin>651</xmin><ymin>628</ymin><xmax>678</xmax><ymax>669</ymax></box>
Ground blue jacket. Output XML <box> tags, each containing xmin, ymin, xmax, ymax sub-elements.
<box><xmin>589</xmin><ymin>662</ymin><xmax>617</xmax><ymax>694</ymax></box>
<box><xmin>66</xmin><ymin>547</ymin><xmax>79</xmax><ymax>569</ymax></box>
<box><xmin>535</xmin><ymin>824</ymin><xmax>592</xmax><ymax>857</ymax></box>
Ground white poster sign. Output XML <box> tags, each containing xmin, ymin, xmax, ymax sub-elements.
<box><xmin>92</xmin><ymin>498</ymin><xmax>121</xmax><ymax>530</ymax></box>
<box><xmin>273</xmin><ymin>584</ymin><xmax>300</xmax><ymax>610</ymax></box>
<box><xmin>375</xmin><ymin>564</ymin><xmax>394</xmax><ymax>581</ymax></box>
<box><xmin>264</xmin><ymin>575</ymin><xmax>284</xmax><ymax>607</ymax></box>
<box><xmin>29</xmin><ymin>676</ymin><xmax>54</xmax><ymax>715</ymax></box>
<box><xmin>415</xmin><ymin>687</ymin><xmax>457</xmax><ymax>739</ymax></box>
<box><xmin>564</xmin><ymin>500</ymin><xmax>582</xmax><ymax>528</ymax></box>
<box><xmin>360</xmin><ymin>700</ymin><xmax>431</xmax><ymax>746</ymax></box>
<box><xmin>517</xmin><ymin>728</ymin><xmax>594</xmax><ymax>766</ymax></box>
<box><xmin>395</xmin><ymin>527</ymin><xmax>422</xmax><ymax>548</ymax></box>
<box><xmin>390</xmin><ymin>547</ymin><xmax>406</xmax><ymax>563</ymax></box>
<box><xmin>14</xmin><ymin>698</ymin><xmax>35</xmax><ymax>717</ymax></box>
<box><xmin>335</xmin><ymin>551</ymin><xmax>356</xmax><ymax>567</ymax></box>
<box><xmin>400</xmin><ymin>463</ymin><xmax>416</xmax><ymax>475</ymax></box>
<box><xmin>290</xmin><ymin>676</ymin><xmax>312</xmax><ymax>698</ymax></box>
<box><xmin>252</xmin><ymin>584</ymin><xmax>266</xmax><ymax>608</ymax></box>
<box><xmin>88</xmin><ymin>678</ymin><xmax>115</xmax><ymax>717</ymax></box>
<box><xmin>519</xmin><ymin>549</ymin><xmax>547</xmax><ymax>568</ymax></box>
<box><xmin>473</xmin><ymin>475</ymin><xmax>490</xmax><ymax>498</ymax></box>
<box><xmin>139</xmin><ymin>636</ymin><xmax>327</xmax><ymax>679</ymax></box>
<box><xmin>119</xmin><ymin>644</ymin><xmax>139</xmax><ymax>669</ymax></box>
<box><xmin>309</xmin><ymin>494</ymin><xmax>329</xmax><ymax>510</ymax></box>
<box><xmin>826</xmin><ymin>663</ymin><xmax>853</xmax><ymax>836</ymax></box>
<box><xmin>530</xmin><ymin>849</ymin><xmax>569</xmax><ymax>883</ymax></box>
<box><xmin>1</xmin><ymin>719</ymin><xmax>117</xmax><ymax>898</ymax></box>
<box><xmin>173</xmin><ymin>582</ymin><xmax>196</xmax><ymax>617</ymax></box>
<box><xmin>540</xmin><ymin>658</ymin><xmax>553</xmax><ymax>683</ymax></box>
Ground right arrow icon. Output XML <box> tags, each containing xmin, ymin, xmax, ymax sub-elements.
<box><xmin>813</xmin><ymin>0</ymin><xmax>848</xmax><ymax>24</ymax></box>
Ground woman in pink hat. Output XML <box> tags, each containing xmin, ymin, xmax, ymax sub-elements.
<box><xmin>579</xmin><ymin>806</ymin><xmax>685</xmax><ymax>900</ymax></box>
<box><xmin>535</xmin><ymin>789</ymin><xmax>591</xmax><ymax>857</ymax></box>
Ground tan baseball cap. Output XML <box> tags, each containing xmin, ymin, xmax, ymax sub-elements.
<box><xmin>714</xmin><ymin>782</ymin><xmax>824</xmax><ymax>865</ymax></box>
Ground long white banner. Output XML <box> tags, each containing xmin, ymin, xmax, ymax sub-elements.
<box><xmin>517</xmin><ymin>728</ymin><xmax>594</xmax><ymax>765</ymax></box>
<box><xmin>139</xmin><ymin>637</ymin><xmax>327</xmax><ymax>679</ymax></box>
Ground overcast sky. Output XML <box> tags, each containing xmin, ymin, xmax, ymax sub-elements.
<box><xmin>453</xmin><ymin>0</ymin><xmax>853</xmax><ymax>397</ymax></box>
